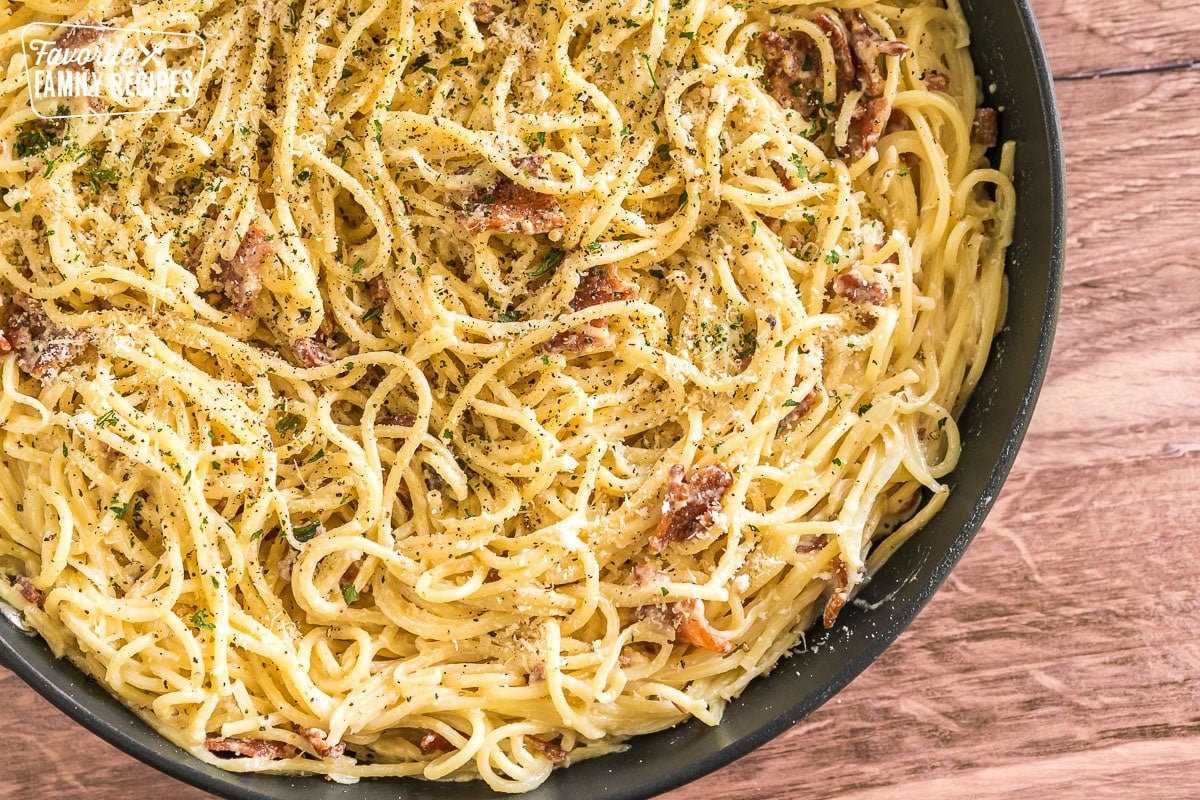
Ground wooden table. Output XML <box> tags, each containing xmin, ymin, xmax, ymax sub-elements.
<box><xmin>4</xmin><ymin>0</ymin><xmax>1199</xmax><ymax>796</ymax></box>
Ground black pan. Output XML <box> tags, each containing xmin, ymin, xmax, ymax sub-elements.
<box><xmin>0</xmin><ymin>1</ymin><xmax>1065</xmax><ymax>797</ymax></box>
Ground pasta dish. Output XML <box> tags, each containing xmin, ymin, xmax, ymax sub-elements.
<box><xmin>0</xmin><ymin>0</ymin><xmax>1013</xmax><ymax>792</ymax></box>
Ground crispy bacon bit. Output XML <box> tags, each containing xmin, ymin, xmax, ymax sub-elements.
<box><xmin>339</xmin><ymin>561</ymin><xmax>361</xmax><ymax>588</ymax></box>
<box><xmin>813</xmin><ymin>12</ymin><xmax>857</xmax><ymax>102</ymax></box>
<box><xmin>528</xmin><ymin>663</ymin><xmax>546</xmax><ymax>683</ymax></box>
<box><xmin>839</xmin><ymin>13</ymin><xmax>910</xmax><ymax>160</ymax></box>
<box><xmin>972</xmin><ymin>107</ymin><xmax>999</xmax><ymax>148</ymax></box>
<box><xmin>771</xmin><ymin>161</ymin><xmax>797</xmax><ymax>191</ymax></box>
<box><xmin>368</xmin><ymin>274</ymin><xmax>390</xmax><ymax>304</ymax></box>
<box><xmin>544</xmin><ymin>265</ymin><xmax>638</xmax><ymax>353</ymax></box>
<box><xmin>572</xmin><ymin>264</ymin><xmax>639</xmax><ymax>314</ymax></box>
<box><xmin>276</xmin><ymin>548</ymin><xmax>296</xmax><ymax>583</ymax></box>
<box><xmin>672</xmin><ymin>598</ymin><xmax>734</xmax><ymax>653</ymax></box>
<box><xmin>924</xmin><ymin>71</ymin><xmax>950</xmax><ymax>92</ymax></box>
<box><xmin>845</xmin><ymin>11</ymin><xmax>911</xmax><ymax>98</ymax></box>
<box><xmin>780</xmin><ymin>388</ymin><xmax>820</xmax><ymax>430</ymax></box>
<box><xmin>291</xmin><ymin>336</ymin><xmax>334</xmax><ymax>367</ymax></box>
<box><xmin>301</xmin><ymin>727</ymin><xmax>346</xmax><ymax>759</ymax></box>
<box><xmin>484</xmin><ymin>567</ymin><xmax>500</xmax><ymax>583</ymax></box>
<box><xmin>543</xmin><ymin>328</ymin><xmax>604</xmax><ymax>354</ymax></box>
<box><xmin>0</xmin><ymin>290</ymin><xmax>10</xmax><ymax>353</ymax></box>
<box><xmin>205</xmin><ymin>737</ymin><xmax>298</xmax><ymax>760</ymax></box>
<box><xmin>847</xmin><ymin>95</ymin><xmax>895</xmax><ymax>160</ymax></box>
<box><xmin>2</xmin><ymin>293</ymin><xmax>85</xmax><ymax>382</ymax></box>
<box><xmin>423</xmin><ymin>464</ymin><xmax>448</xmax><ymax>492</ymax></box>
<box><xmin>761</xmin><ymin>13</ymin><xmax>856</xmax><ymax>114</ymax></box>
<box><xmin>13</xmin><ymin>575</ymin><xmax>42</xmax><ymax>606</ymax></box>
<box><xmin>648</xmin><ymin>464</ymin><xmax>734</xmax><ymax>554</ymax></box>
<box><xmin>762</xmin><ymin>12</ymin><xmax>909</xmax><ymax>160</ymax></box>
<box><xmin>318</xmin><ymin>309</ymin><xmax>335</xmax><ymax>340</ymax></box>
<box><xmin>888</xmin><ymin>109</ymin><xmax>909</xmax><ymax>130</ymax></box>
<box><xmin>459</xmin><ymin>158</ymin><xmax>565</xmax><ymax>235</ymax></box>
<box><xmin>377</xmin><ymin>412</ymin><xmax>417</xmax><ymax>430</ymax></box>
<box><xmin>833</xmin><ymin>271</ymin><xmax>890</xmax><ymax>305</ymax></box>
<box><xmin>219</xmin><ymin>224</ymin><xmax>273</xmax><ymax>317</ymax></box>
<box><xmin>760</xmin><ymin>30</ymin><xmax>817</xmax><ymax>113</ymax></box>
<box><xmin>796</xmin><ymin>534</ymin><xmax>831</xmax><ymax>555</ymax></box>
<box><xmin>418</xmin><ymin>731</ymin><xmax>454</xmax><ymax>755</ymax></box>
<box><xmin>524</xmin><ymin>735</ymin><xmax>568</xmax><ymax>764</ymax></box>
<box><xmin>632</xmin><ymin>567</ymin><xmax>734</xmax><ymax>654</ymax></box>
<box><xmin>822</xmin><ymin>555</ymin><xmax>851</xmax><ymax>629</ymax></box>
<box><xmin>471</xmin><ymin>1</ymin><xmax>496</xmax><ymax>23</ymax></box>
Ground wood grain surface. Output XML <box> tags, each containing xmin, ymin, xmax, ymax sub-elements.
<box><xmin>5</xmin><ymin>1</ymin><xmax>1200</xmax><ymax>797</ymax></box>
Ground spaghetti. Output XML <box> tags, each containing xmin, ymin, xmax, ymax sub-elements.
<box><xmin>0</xmin><ymin>0</ymin><xmax>1014</xmax><ymax>792</ymax></box>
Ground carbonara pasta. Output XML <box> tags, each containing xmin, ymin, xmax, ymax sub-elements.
<box><xmin>0</xmin><ymin>0</ymin><xmax>1014</xmax><ymax>792</ymax></box>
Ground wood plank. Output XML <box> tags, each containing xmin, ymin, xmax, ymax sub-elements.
<box><xmin>0</xmin><ymin>666</ymin><xmax>210</xmax><ymax>798</ymax></box>
<box><xmin>1018</xmin><ymin>67</ymin><xmax>1200</xmax><ymax>470</ymax></box>
<box><xmin>6</xmin><ymin>18</ymin><xmax>1200</xmax><ymax>800</ymax></box>
<box><xmin>1032</xmin><ymin>0</ymin><xmax>1200</xmax><ymax>77</ymax></box>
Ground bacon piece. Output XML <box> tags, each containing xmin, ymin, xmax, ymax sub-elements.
<box><xmin>458</xmin><ymin>158</ymin><xmax>565</xmax><ymax>235</ymax></box>
<box><xmin>760</xmin><ymin>30</ymin><xmax>819</xmax><ymax>113</ymax></box>
<box><xmin>339</xmin><ymin>561</ymin><xmax>361</xmax><ymax>588</ymax></box>
<box><xmin>822</xmin><ymin>555</ymin><xmax>850</xmax><ymax>628</ymax></box>
<box><xmin>543</xmin><ymin>266</ymin><xmax>638</xmax><ymax>353</ymax></box>
<box><xmin>290</xmin><ymin>336</ymin><xmax>334</xmax><ymax>367</ymax></box>
<box><xmin>376</xmin><ymin>412</ymin><xmax>417</xmax><ymax>430</ymax></box>
<box><xmin>0</xmin><ymin>290</ymin><xmax>10</xmax><ymax>353</ymax></box>
<box><xmin>204</xmin><ymin>737</ymin><xmax>298</xmax><ymax>760</ymax></box>
<box><xmin>780</xmin><ymin>388</ymin><xmax>820</xmax><ymax>430</ymax></box>
<box><xmin>924</xmin><ymin>71</ymin><xmax>950</xmax><ymax>92</ymax></box>
<box><xmin>2</xmin><ymin>293</ymin><xmax>85</xmax><ymax>382</ymax></box>
<box><xmin>760</xmin><ymin>15</ymin><xmax>856</xmax><ymax>114</ymax></box>
<box><xmin>572</xmin><ymin>264</ymin><xmax>639</xmax><ymax>314</ymax></box>
<box><xmin>318</xmin><ymin>309</ymin><xmax>335</xmax><ymax>339</ymax></box>
<box><xmin>813</xmin><ymin>12</ymin><xmax>857</xmax><ymax>103</ymax></box>
<box><xmin>527</xmin><ymin>662</ymin><xmax>546</xmax><ymax>683</ymax></box>
<box><xmin>524</xmin><ymin>735</ymin><xmax>568</xmax><ymax>764</ymax></box>
<box><xmin>648</xmin><ymin>464</ymin><xmax>734</xmax><ymax>553</ymax></box>
<box><xmin>543</xmin><ymin>328</ymin><xmax>606</xmax><ymax>354</ymax></box>
<box><xmin>300</xmin><ymin>727</ymin><xmax>346</xmax><ymax>759</ymax></box>
<box><xmin>632</xmin><ymin>566</ymin><xmax>734</xmax><ymax>654</ymax></box>
<box><xmin>13</xmin><ymin>575</ymin><xmax>42</xmax><ymax>606</ymax></box>
<box><xmin>844</xmin><ymin>10</ymin><xmax>911</xmax><ymax>99</ymax></box>
<box><xmin>672</xmin><ymin>598</ymin><xmax>734</xmax><ymax>653</ymax></box>
<box><xmin>886</xmin><ymin>108</ymin><xmax>910</xmax><ymax>135</ymax></box>
<box><xmin>484</xmin><ymin>567</ymin><xmax>500</xmax><ymax>583</ymax></box>
<box><xmin>219</xmin><ymin>224</ymin><xmax>273</xmax><ymax>317</ymax></box>
<box><xmin>418</xmin><ymin>730</ymin><xmax>454</xmax><ymax>755</ymax></box>
<box><xmin>276</xmin><ymin>548</ymin><xmax>296</xmax><ymax>583</ymax></box>
<box><xmin>368</xmin><ymin>274</ymin><xmax>390</xmax><ymax>304</ymax></box>
<box><xmin>770</xmin><ymin>161</ymin><xmax>797</xmax><ymax>191</ymax></box>
<box><xmin>844</xmin><ymin>95</ymin><xmax>894</xmax><ymax>161</ymax></box>
<box><xmin>836</xmin><ymin>13</ymin><xmax>910</xmax><ymax>159</ymax></box>
<box><xmin>833</xmin><ymin>271</ymin><xmax>890</xmax><ymax>305</ymax></box>
<box><xmin>796</xmin><ymin>533</ymin><xmax>831</xmax><ymax>555</ymax></box>
<box><xmin>972</xmin><ymin>107</ymin><xmax>999</xmax><ymax>148</ymax></box>
<box><xmin>471</xmin><ymin>1</ymin><xmax>496</xmax><ymax>23</ymax></box>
